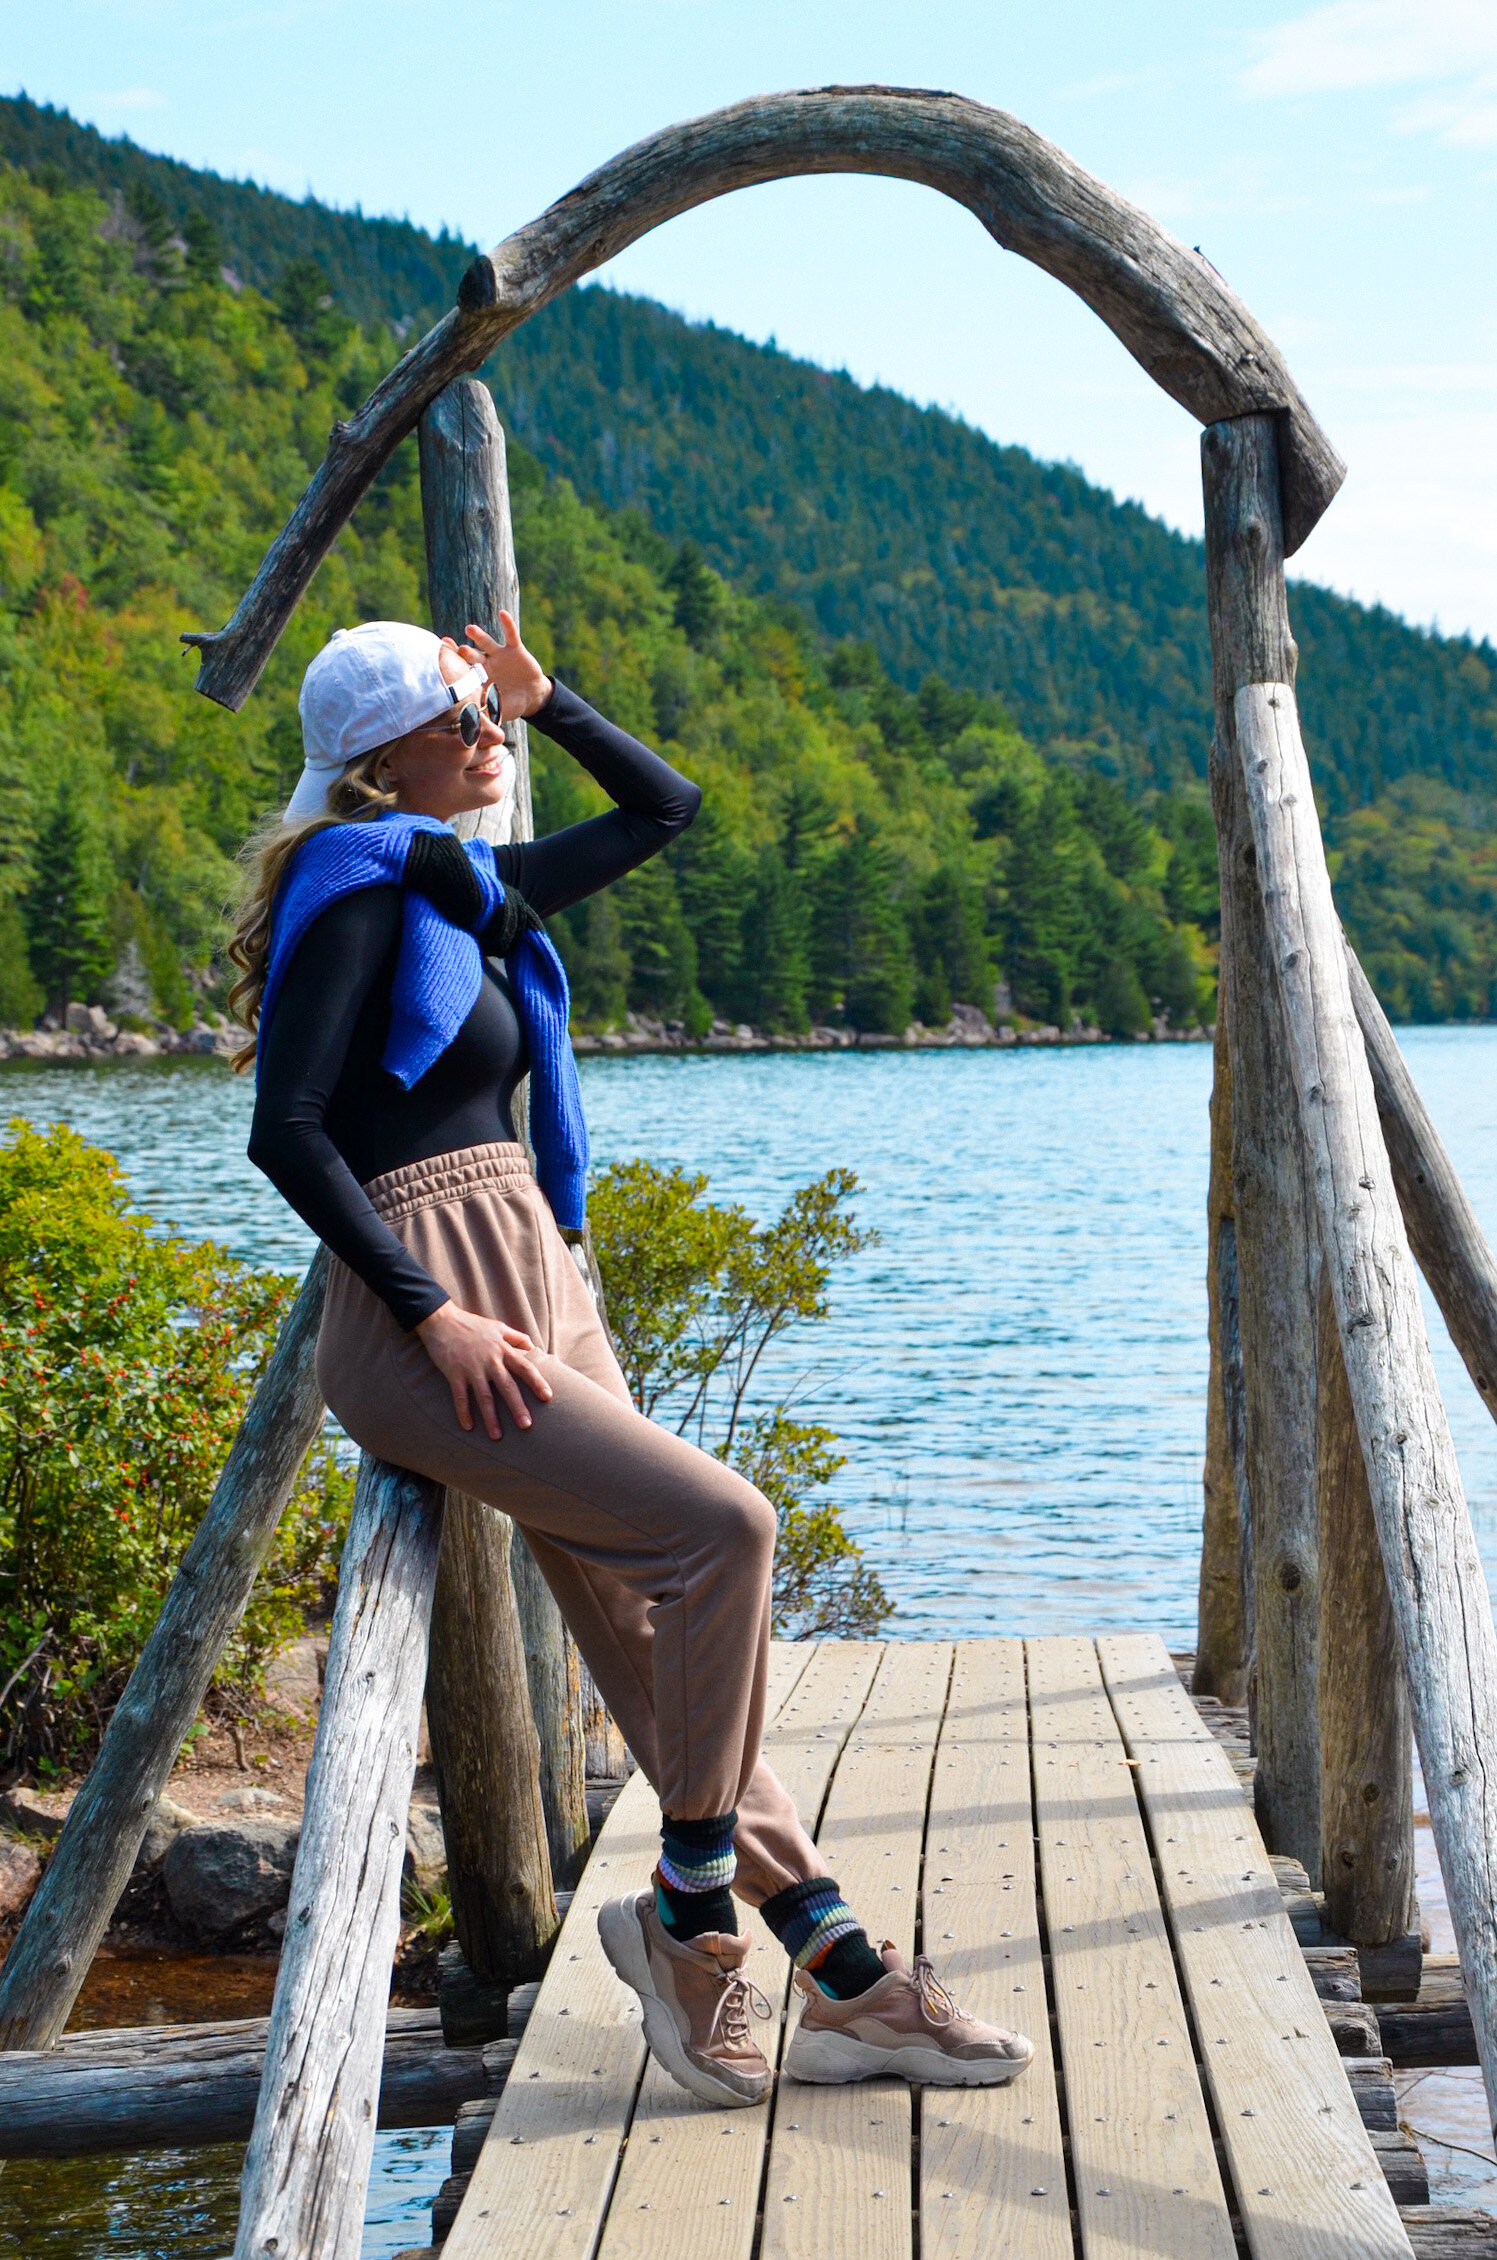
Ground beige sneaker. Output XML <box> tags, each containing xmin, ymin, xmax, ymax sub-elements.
<box><xmin>598</xmin><ymin>1887</ymin><xmax>773</xmax><ymax>2107</ymax></box>
<box><xmin>783</xmin><ymin>1943</ymin><xmax>1034</xmax><ymax>2087</ymax></box>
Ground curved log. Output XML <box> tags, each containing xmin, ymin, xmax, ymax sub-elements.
<box><xmin>185</xmin><ymin>85</ymin><xmax>1344</xmax><ymax>710</ymax></box>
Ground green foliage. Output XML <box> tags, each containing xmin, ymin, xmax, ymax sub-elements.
<box><xmin>23</xmin><ymin>794</ymin><xmax>113</xmax><ymax>1015</ymax></box>
<box><xmin>0</xmin><ymin>1120</ymin><xmax>352</xmax><ymax>1778</ymax></box>
<box><xmin>0</xmin><ymin>141</ymin><xmax>1487</xmax><ymax>1026</ymax></box>
<box><xmin>589</xmin><ymin>1159</ymin><xmax>888</xmax><ymax>1638</ymax></box>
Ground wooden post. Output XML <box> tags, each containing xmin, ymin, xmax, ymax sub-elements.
<box><xmin>1204</xmin><ymin>419</ymin><xmax>1321</xmax><ymax>1879</ymax></box>
<box><xmin>418</xmin><ymin>375</ymin><xmax>589</xmax><ymax>1958</ymax></box>
<box><xmin>1218</xmin><ymin>408</ymin><xmax>1497</xmax><ymax>2139</ymax></box>
<box><xmin>1317</xmin><ymin>1269</ymin><xmax>1416</xmax><ymax>1947</ymax></box>
<box><xmin>1347</xmin><ymin>942</ymin><xmax>1497</xmax><ymax>1418</ymax></box>
<box><xmin>424</xmin><ymin>1499</ymin><xmax>557</xmax><ymax>1979</ymax></box>
<box><xmin>234</xmin><ymin>1459</ymin><xmax>445</xmax><ymax>2260</ymax></box>
<box><xmin>1195</xmin><ymin>1016</ymin><xmax>1250</xmax><ymax>1702</ymax></box>
<box><xmin>580</xmin><ymin>1657</ymin><xmax>629</xmax><ymax>1782</ymax></box>
<box><xmin>509</xmin><ymin>1531</ymin><xmax>589</xmax><ymax>1885</ymax></box>
<box><xmin>0</xmin><ymin>1249</ymin><xmax>331</xmax><ymax>2051</ymax></box>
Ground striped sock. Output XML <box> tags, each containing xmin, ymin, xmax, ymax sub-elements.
<box><xmin>758</xmin><ymin>1876</ymin><xmax>887</xmax><ymax>1998</ymax></box>
<box><xmin>655</xmin><ymin>1812</ymin><xmax>738</xmax><ymax>1942</ymax></box>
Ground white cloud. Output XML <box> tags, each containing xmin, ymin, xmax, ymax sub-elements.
<box><xmin>1244</xmin><ymin>1</ymin><xmax>1497</xmax><ymax>145</ymax></box>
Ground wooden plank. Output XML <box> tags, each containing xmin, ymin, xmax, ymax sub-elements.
<box><xmin>443</xmin><ymin>1641</ymin><xmax>826</xmax><ymax>2260</ymax></box>
<box><xmin>761</xmin><ymin>1643</ymin><xmax>953</xmax><ymax>2260</ymax></box>
<box><xmin>1028</xmin><ymin>1634</ymin><xmax>1237</xmax><ymax>2260</ymax></box>
<box><xmin>922</xmin><ymin>1639</ymin><xmax>1070</xmax><ymax>2260</ymax></box>
<box><xmin>1098</xmin><ymin>1631</ymin><xmax>1413</xmax><ymax>2260</ymax></box>
<box><xmin>593</xmin><ymin>1644</ymin><xmax>886</xmax><ymax>2260</ymax></box>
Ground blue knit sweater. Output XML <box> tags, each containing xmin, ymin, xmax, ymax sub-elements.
<box><xmin>258</xmin><ymin>814</ymin><xmax>588</xmax><ymax>1230</ymax></box>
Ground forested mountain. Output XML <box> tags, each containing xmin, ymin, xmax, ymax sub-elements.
<box><xmin>1</xmin><ymin>95</ymin><xmax>1495</xmax><ymax>1024</ymax></box>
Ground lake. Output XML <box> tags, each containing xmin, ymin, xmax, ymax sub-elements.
<box><xmin>2</xmin><ymin>1028</ymin><xmax>1496</xmax><ymax>2251</ymax></box>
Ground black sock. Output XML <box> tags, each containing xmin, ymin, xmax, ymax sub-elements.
<box><xmin>655</xmin><ymin>1878</ymin><xmax>739</xmax><ymax>1941</ymax></box>
<box><xmin>812</xmin><ymin>1930</ymin><xmax>888</xmax><ymax>1999</ymax></box>
<box><xmin>759</xmin><ymin>1876</ymin><xmax>887</xmax><ymax>1998</ymax></box>
<box><xmin>656</xmin><ymin>1811</ymin><xmax>739</xmax><ymax>1942</ymax></box>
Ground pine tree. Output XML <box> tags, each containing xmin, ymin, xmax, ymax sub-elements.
<box><xmin>664</xmin><ymin>543</ymin><xmax>722</xmax><ymax>648</ymax></box>
<box><xmin>672</xmin><ymin>805</ymin><xmax>754</xmax><ymax>1016</ymax></box>
<box><xmin>810</xmin><ymin>820</ymin><xmax>913</xmax><ymax>1035</ymax></box>
<box><xmin>24</xmin><ymin>799</ymin><xmax>114</xmax><ymax>1019</ymax></box>
<box><xmin>911</xmin><ymin>863</ymin><xmax>991</xmax><ymax>1025</ymax></box>
<box><xmin>741</xmin><ymin>847</ymin><xmax>812</xmax><ymax>1032</ymax></box>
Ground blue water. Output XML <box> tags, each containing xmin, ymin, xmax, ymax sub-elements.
<box><xmin>4</xmin><ymin>1028</ymin><xmax>1496</xmax><ymax>2253</ymax></box>
<box><xmin>7</xmin><ymin>1029</ymin><xmax>1497</xmax><ymax>1642</ymax></box>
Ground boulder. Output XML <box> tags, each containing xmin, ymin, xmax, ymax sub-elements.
<box><xmin>0</xmin><ymin>1835</ymin><xmax>41</xmax><ymax>1921</ymax></box>
<box><xmin>215</xmin><ymin>1785</ymin><xmax>285</xmax><ymax>1814</ymax></box>
<box><xmin>405</xmin><ymin>1800</ymin><xmax>447</xmax><ymax>1892</ymax></box>
<box><xmin>163</xmin><ymin>1817</ymin><xmax>300</xmax><ymax>1938</ymax></box>
<box><xmin>135</xmin><ymin>1794</ymin><xmax>200</xmax><ymax>1873</ymax></box>
<box><xmin>263</xmin><ymin>1634</ymin><xmax>323</xmax><ymax>1719</ymax></box>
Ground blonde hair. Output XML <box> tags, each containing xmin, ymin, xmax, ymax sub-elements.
<box><xmin>226</xmin><ymin>747</ymin><xmax>398</xmax><ymax>1071</ymax></box>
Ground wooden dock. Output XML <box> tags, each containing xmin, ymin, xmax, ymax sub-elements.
<box><xmin>436</xmin><ymin>1634</ymin><xmax>1420</xmax><ymax>2260</ymax></box>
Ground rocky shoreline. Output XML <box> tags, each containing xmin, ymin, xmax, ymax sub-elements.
<box><xmin>573</xmin><ymin>1002</ymin><xmax>1214</xmax><ymax>1055</ymax></box>
<box><xmin>0</xmin><ymin>1000</ymin><xmax>1214</xmax><ymax>1067</ymax></box>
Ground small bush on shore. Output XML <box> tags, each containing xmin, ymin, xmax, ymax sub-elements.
<box><xmin>589</xmin><ymin>1158</ymin><xmax>889</xmax><ymax>1639</ymax></box>
<box><xmin>0</xmin><ymin>1118</ymin><xmax>350</xmax><ymax>1779</ymax></box>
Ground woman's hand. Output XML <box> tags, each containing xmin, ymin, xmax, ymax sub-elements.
<box><xmin>453</xmin><ymin>612</ymin><xmax>552</xmax><ymax>724</ymax></box>
<box><xmin>415</xmin><ymin>1300</ymin><xmax>554</xmax><ymax>1439</ymax></box>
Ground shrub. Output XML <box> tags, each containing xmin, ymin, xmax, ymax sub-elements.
<box><xmin>0</xmin><ymin>1118</ymin><xmax>350</xmax><ymax>1778</ymax></box>
<box><xmin>589</xmin><ymin>1158</ymin><xmax>889</xmax><ymax>1639</ymax></box>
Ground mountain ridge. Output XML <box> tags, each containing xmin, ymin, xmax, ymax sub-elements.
<box><xmin>5</xmin><ymin>88</ymin><xmax>1494</xmax><ymax>827</ymax></box>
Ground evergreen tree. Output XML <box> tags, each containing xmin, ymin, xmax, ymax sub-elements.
<box><xmin>664</xmin><ymin>543</ymin><xmax>722</xmax><ymax>649</ymax></box>
<box><xmin>740</xmin><ymin>847</ymin><xmax>812</xmax><ymax>1032</ymax></box>
<box><xmin>24</xmin><ymin>797</ymin><xmax>114</xmax><ymax>1018</ymax></box>
<box><xmin>671</xmin><ymin>805</ymin><xmax>754</xmax><ymax>1016</ymax></box>
<box><xmin>276</xmin><ymin>256</ymin><xmax>349</xmax><ymax>360</ymax></box>
<box><xmin>564</xmin><ymin>891</ymin><xmax>631</xmax><ymax>1028</ymax></box>
<box><xmin>1094</xmin><ymin>955</ymin><xmax>1152</xmax><ymax>1038</ymax></box>
<box><xmin>182</xmin><ymin>206</ymin><xmax>223</xmax><ymax>286</ymax></box>
<box><xmin>0</xmin><ymin>898</ymin><xmax>41</xmax><ymax>1028</ymax></box>
<box><xmin>911</xmin><ymin>863</ymin><xmax>991</xmax><ymax>1025</ymax></box>
<box><xmin>615</xmin><ymin>858</ymin><xmax>705</xmax><ymax>1027</ymax></box>
<box><xmin>810</xmin><ymin>820</ymin><xmax>913</xmax><ymax>1034</ymax></box>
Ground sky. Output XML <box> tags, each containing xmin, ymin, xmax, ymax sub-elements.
<box><xmin>5</xmin><ymin>0</ymin><xmax>1497</xmax><ymax>644</ymax></box>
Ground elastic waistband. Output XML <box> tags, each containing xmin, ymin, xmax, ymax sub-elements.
<box><xmin>363</xmin><ymin>1142</ymin><xmax>535</xmax><ymax>1223</ymax></box>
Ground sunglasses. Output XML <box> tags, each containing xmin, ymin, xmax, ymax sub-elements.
<box><xmin>432</xmin><ymin>663</ymin><xmax>502</xmax><ymax>747</ymax></box>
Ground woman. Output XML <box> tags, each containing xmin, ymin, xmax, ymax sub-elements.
<box><xmin>233</xmin><ymin>612</ymin><xmax>1032</xmax><ymax>2106</ymax></box>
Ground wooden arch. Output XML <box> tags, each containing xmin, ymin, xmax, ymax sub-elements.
<box><xmin>186</xmin><ymin>84</ymin><xmax>1344</xmax><ymax>709</ymax></box>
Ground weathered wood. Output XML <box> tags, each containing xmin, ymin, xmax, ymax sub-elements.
<box><xmin>1347</xmin><ymin>943</ymin><xmax>1497</xmax><ymax>1419</ymax></box>
<box><xmin>1317</xmin><ymin>1263</ymin><xmax>1416</xmax><ymax>1947</ymax></box>
<box><xmin>1325</xmin><ymin>1999</ymin><xmax>1384</xmax><ymax>2056</ymax></box>
<box><xmin>1099</xmin><ymin>1631</ymin><xmax>1414</xmax><ymax>2258</ymax></box>
<box><xmin>580</xmin><ymin>1656</ymin><xmax>629</xmax><ymax>1781</ymax></box>
<box><xmin>509</xmin><ymin>1531</ymin><xmax>590</xmax><ymax>1887</ymax></box>
<box><xmin>1230</xmin><ymin>597</ymin><xmax>1497</xmax><ymax>2138</ymax></box>
<box><xmin>0</xmin><ymin>1248</ymin><xmax>331</xmax><ymax>2052</ymax></box>
<box><xmin>1196</xmin><ymin>1019</ymin><xmax>1251</xmax><ymax>1702</ymax></box>
<box><xmin>234</xmin><ymin>1457</ymin><xmax>445</xmax><ymax>2260</ymax></box>
<box><xmin>762</xmin><ymin>1643</ymin><xmax>952</xmax><ymax>2260</ymax></box>
<box><xmin>1401</xmin><ymin>2210</ymin><xmax>1497</xmax><ymax>2260</ymax></box>
<box><xmin>1374</xmin><ymin>2133</ymin><xmax>1432</xmax><ymax>2208</ymax></box>
<box><xmin>1378</xmin><ymin>1960</ymin><xmax>1479</xmax><ymax>2068</ymax></box>
<box><xmin>921</xmin><ymin>1642</ymin><xmax>1070</xmax><ymax>2260</ymax></box>
<box><xmin>593</xmin><ymin>1647</ymin><xmax>883</xmax><ymax>2260</ymax></box>
<box><xmin>0</xmin><ymin>2008</ymin><xmax>489</xmax><ymax>2157</ymax></box>
<box><xmin>1029</xmin><ymin>1634</ymin><xmax>1238</xmax><ymax>2260</ymax></box>
<box><xmin>426</xmin><ymin>1496</ymin><xmax>558</xmax><ymax>1985</ymax></box>
<box><xmin>443</xmin><ymin>1641</ymin><xmax>818</xmax><ymax>2260</ymax></box>
<box><xmin>417</xmin><ymin>376</ymin><xmax>564</xmax><ymax>1986</ymax></box>
<box><xmin>185</xmin><ymin>87</ymin><xmax>1342</xmax><ymax>711</ymax></box>
<box><xmin>1204</xmin><ymin>412</ymin><xmax>1321</xmax><ymax>1879</ymax></box>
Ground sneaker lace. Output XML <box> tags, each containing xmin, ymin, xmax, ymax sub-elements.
<box><xmin>709</xmin><ymin>1970</ymin><xmax>774</xmax><ymax>2048</ymax></box>
<box><xmin>911</xmin><ymin>1954</ymin><xmax>961</xmax><ymax>2026</ymax></box>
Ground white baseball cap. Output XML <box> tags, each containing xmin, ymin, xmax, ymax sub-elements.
<box><xmin>287</xmin><ymin>620</ymin><xmax>486</xmax><ymax>820</ymax></box>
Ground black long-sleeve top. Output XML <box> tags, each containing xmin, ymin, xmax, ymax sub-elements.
<box><xmin>247</xmin><ymin>679</ymin><xmax>700</xmax><ymax>1329</ymax></box>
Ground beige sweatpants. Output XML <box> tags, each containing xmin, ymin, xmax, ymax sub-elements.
<box><xmin>315</xmin><ymin>1140</ymin><xmax>827</xmax><ymax>1905</ymax></box>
